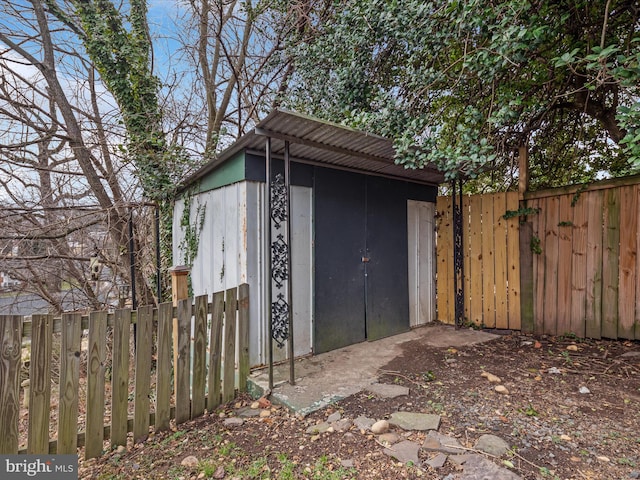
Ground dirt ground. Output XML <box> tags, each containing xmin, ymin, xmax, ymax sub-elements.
<box><xmin>79</xmin><ymin>328</ymin><xmax>640</xmax><ymax>480</ymax></box>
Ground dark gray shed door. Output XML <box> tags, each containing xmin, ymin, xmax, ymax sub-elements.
<box><xmin>314</xmin><ymin>168</ymin><xmax>410</xmax><ymax>354</ymax></box>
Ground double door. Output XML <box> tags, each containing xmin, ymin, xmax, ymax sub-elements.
<box><xmin>314</xmin><ymin>169</ymin><xmax>410</xmax><ymax>353</ymax></box>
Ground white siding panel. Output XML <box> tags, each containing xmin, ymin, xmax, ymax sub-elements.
<box><xmin>408</xmin><ymin>200</ymin><xmax>436</xmax><ymax>326</ymax></box>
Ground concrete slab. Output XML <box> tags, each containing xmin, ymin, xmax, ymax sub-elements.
<box><xmin>247</xmin><ymin>323</ymin><xmax>499</xmax><ymax>416</ymax></box>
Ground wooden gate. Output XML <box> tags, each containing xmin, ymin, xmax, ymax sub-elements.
<box><xmin>436</xmin><ymin>192</ymin><xmax>521</xmax><ymax>330</ymax></box>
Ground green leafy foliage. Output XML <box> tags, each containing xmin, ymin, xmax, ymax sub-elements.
<box><xmin>285</xmin><ymin>0</ymin><xmax>640</xmax><ymax>188</ymax></box>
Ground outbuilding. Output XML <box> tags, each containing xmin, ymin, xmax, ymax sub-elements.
<box><xmin>173</xmin><ymin>110</ymin><xmax>444</xmax><ymax>370</ymax></box>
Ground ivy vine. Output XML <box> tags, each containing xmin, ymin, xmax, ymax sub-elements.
<box><xmin>179</xmin><ymin>190</ymin><xmax>206</xmax><ymax>268</ymax></box>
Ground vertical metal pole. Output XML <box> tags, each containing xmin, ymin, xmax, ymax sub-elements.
<box><xmin>453</xmin><ymin>179</ymin><xmax>464</xmax><ymax>329</ymax></box>
<box><xmin>284</xmin><ymin>141</ymin><xmax>295</xmax><ymax>385</ymax></box>
<box><xmin>265</xmin><ymin>137</ymin><xmax>274</xmax><ymax>390</ymax></box>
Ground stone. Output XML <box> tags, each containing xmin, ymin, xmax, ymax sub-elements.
<box><xmin>250</xmin><ymin>401</ymin><xmax>260</xmax><ymax>409</ymax></box>
<box><xmin>340</xmin><ymin>459</ymin><xmax>354</xmax><ymax>468</ymax></box>
<box><xmin>548</xmin><ymin>367</ymin><xmax>562</xmax><ymax>374</ymax></box>
<box><xmin>629</xmin><ymin>470</ymin><xmax>640</xmax><ymax>479</ymax></box>
<box><xmin>237</xmin><ymin>407</ymin><xmax>261</xmax><ymax>418</ymax></box>
<box><xmin>371</xmin><ymin>420</ymin><xmax>390</xmax><ymax>434</ymax></box>
<box><xmin>116</xmin><ymin>445</ymin><xmax>126</xmax><ymax>453</ymax></box>
<box><xmin>213</xmin><ymin>466</ymin><xmax>225</xmax><ymax>479</ymax></box>
<box><xmin>560</xmin><ymin>434</ymin><xmax>572</xmax><ymax>441</ymax></box>
<box><xmin>566</xmin><ymin>345</ymin><xmax>579</xmax><ymax>351</ymax></box>
<box><xmin>481</xmin><ymin>371</ymin><xmax>501</xmax><ymax>383</ymax></box>
<box><xmin>425</xmin><ymin>453</ymin><xmax>448</xmax><ymax>469</ymax></box>
<box><xmin>383</xmin><ymin>440</ymin><xmax>421</xmax><ymax>466</ymax></box>
<box><xmin>579</xmin><ymin>386</ymin><xmax>591</xmax><ymax>394</ymax></box>
<box><xmin>366</xmin><ymin>383</ymin><xmax>410</xmax><ymax>398</ymax></box>
<box><xmin>354</xmin><ymin>416</ymin><xmax>375</xmax><ymax>431</ymax></box>
<box><xmin>596</xmin><ymin>456</ymin><xmax>610</xmax><ymax>462</ymax></box>
<box><xmin>388</xmin><ymin>412</ymin><xmax>441</xmax><ymax>431</ymax></box>
<box><xmin>223</xmin><ymin>417</ymin><xmax>244</xmax><ymax>427</ymax></box>
<box><xmin>327</xmin><ymin>411</ymin><xmax>341</xmax><ymax>423</ymax></box>
<box><xmin>306</xmin><ymin>422</ymin><xmax>331</xmax><ymax>435</ymax></box>
<box><xmin>378</xmin><ymin>433</ymin><xmax>400</xmax><ymax>445</ymax></box>
<box><xmin>474</xmin><ymin>434</ymin><xmax>511</xmax><ymax>457</ymax></box>
<box><xmin>422</xmin><ymin>431</ymin><xmax>464</xmax><ymax>454</ymax></box>
<box><xmin>259</xmin><ymin>409</ymin><xmax>271</xmax><ymax>418</ymax></box>
<box><xmin>494</xmin><ymin>385</ymin><xmax>509</xmax><ymax>395</ymax></box>
<box><xmin>332</xmin><ymin>419</ymin><xmax>352</xmax><ymax>432</ymax></box>
<box><xmin>448</xmin><ymin>454</ymin><xmax>521</xmax><ymax>479</ymax></box>
<box><xmin>621</xmin><ymin>351</ymin><xmax>640</xmax><ymax>358</ymax></box>
<box><xmin>180</xmin><ymin>456</ymin><xmax>199</xmax><ymax>468</ymax></box>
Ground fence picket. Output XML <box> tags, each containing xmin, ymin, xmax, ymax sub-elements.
<box><xmin>175</xmin><ymin>298</ymin><xmax>192</xmax><ymax>424</ymax></box>
<box><xmin>617</xmin><ymin>185</ymin><xmax>636</xmax><ymax>339</ymax></box>
<box><xmin>133</xmin><ymin>306</ymin><xmax>153</xmax><ymax>442</ymax></box>
<box><xmin>0</xmin><ymin>316</ymin><xmax>22</xmax><ymax>454</ymax></box>
<box><xmin>85</xmin><ymin>311</ymin><xmax>107</xmax><ymax>459</ymax></box>
<box><xmin>111</xmin><ymin>309</ymin><xmax>131</xmax><ymax>448</ymax></box>
<box><xmin>58</xmin><ymin>313</ymin><xmax>81</xmax><ymax>454</ymax></box>
<box><xmin>207</xmin><ymin>291</ymin><xmax>225</xmax><ymax>410</ymax></box>
<box><xmin>506</xmin><ymin>192</ymin><xmax>521</xmax><ymax>330</ymax></box>
<box><xmin>585</xmin><ymin>190</ymin><xmax>604</xmax><ymax>339</ymax></box>
<box><xmin>192</xmin><ymin>295</ymin><xmax>208</xmax><ymax>418</ymax></box>
<box><xmin>493</xmin><ymin>193</ymin><xmax>508</xmax><ymax>329</ymax></box>
<box><xmin>28</xmin><ymin>315</ymin><xmax>53</xmax><ymax>454</ymax></box>
<box><xmin>570</xmin><ymin>194</ymin><xmax>588</xmax><ymax>338</ymax></box>
<box><xmin>155</xmin><ymin>302</ymin><xmax>173</xmax><ymax>432</ymax></box>
<box><xmin>238</xmin><ymin>284</ymin><xmax>250</xmax><ymax>392</ymax></box>
<box><xmin>223</xmin><ymin>288</ymin><xmax>238</xmax><ymax>404</ymax></box>
<box><xmin>602</xmin><ymin>188</ymin><xmax>621</xmax><ymax>339</ymax></box>
<box><xmin>556</xmin><ymin>194</ymin><xmax>573</xmax><ymax>336</ymax></box>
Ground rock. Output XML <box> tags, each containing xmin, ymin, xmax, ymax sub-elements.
<box><xmin>116</xmin><ymin>445</ymin><xmax>126</xmax><ymax>453</ymax></box>
<box><xmin>383</xmin><ymin>440</ymin><xmax>421</xmax><ymax>466</ymax></box>
<box><xmin>481</xmin><ymin>371</ymin><xmax>502</xmax><ymax>383</ymax></box>
<box><xmin>548</xmin><ymin>367</ymin><xmax>562</xmax><ymax>374</ymax></box>
<box><xmin>250</xmin><ymin>401</ymin><xmax>260</xmax><ymax>409</ymax></box>
<box><xmin>566</xmin><ymin>345</ymin><xmax>579</xmax><ymax>351</ymax></box>
<box><xmin>332</xmin><ymin>419</ymin><xmax>352</xmax><ymax>432</ymax></box>
<box><xmin>449</xmin><ymin>454</ymin><xmax>520</xmax><ymax>479</ymax></box>
<box><xmin>223</xmin><ymin>417</ymin><xmax>244</xmax><ymax>427</ymax></box>
<box><xmin>621</xmin><ymin>351</ymin><xmax>640</xmax><ymax>358</ymax></box>
<box><xmin>259</xmin><ymin>409</ymin><xmax>271</xmax><ymax>418</ymax></box>
<box><xmin>388</xmin><ymin>412</ymin><xmax>440</xmax><ymax>431</ymax></box>
<box><xmin>181</xmin><ymin>456</ymin><xmax>199</xmax><ymax>468</ymax></box>
<box><xmin>474</xmin><ymin>434</ymin><xmax>511</xmax><ymax>457</ymax></box>
<box><xmin>425</xmin><ymin>453</ymin><xmax>448</xmax><ymax>469</ymax></box>
<box><xmin>560</xmin><ymin>434</ymin><xmax>571</xmax><ymax>441</ymax></box>
<box><xmin>422</xmin><ymin>431</ymin><xmax>464</xmax><ymax>454</ymax></box>
<box><xmin>579</xmin><ymin>386</ymin><xmax>591</xmax><ymax>394</ymax></box>
<box><xmin>596</xmin><ymin>456</ymin><xmax>610</xmax><ymax>462</ymax></box>
<box><xmin>371</xmin><ymin>420</ymin><xmax>390</xmax><ymax>434</ymax></box>
<box><xmin>366</xmin><ymin>383</ymin><xmax>410</xmax><ymax>399</ymax></box>
<box><xmin>340</xmin><ymin>459</ymin><xmax>354</xmax><ymax>468</ymax></box>
<box><xmin>213</xmin><ymin>465</ymin><xmax>225</xmax><ymax>479</ymax></box>
<box><xmin>629</xmin><ymin>470</ymin><xmax>640</xmax><ymax>479</ymax></box>
<box><xmin>378</xmin><ymin>433</ymin><xmax>400</xmax><ymax>445</ymax></box>
<box><xmin>327</xmin><ymin>411</ymin><xmax>341</xmax><ymax>423</ymax></box>
<box><xmin>534</xmin><ymin>341</ymin><xmax>542</xmax><ymax>349</ymax></box>
<box><xmin>354</xmin><ymin>416</ymin><xmax>375</xmax><ymax>431</ymax></box>
<box><xmin>495</xmin><ymin>385</ymin><xmax>509</xmax><ymax>395</ymax></box>
<box><xmin>306</xmin><ymin>422</ymin><xmax>331</xmax><ymax>435</ymax></box>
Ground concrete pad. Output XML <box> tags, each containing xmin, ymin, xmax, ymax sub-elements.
<box><xmin>247</xmin><ymin>323</ymin><xmax>500</xmax><ymax>416</ymax></box>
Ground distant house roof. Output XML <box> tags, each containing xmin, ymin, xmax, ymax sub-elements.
<box><xmin>181</xmin><ymin>109</ymin><xmax>445</xmax><ymax>189</ymax></box>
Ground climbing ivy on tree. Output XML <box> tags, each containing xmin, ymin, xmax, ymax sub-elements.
<box><xmin>286</xmin><ymin>0</ymin><xmax>640</xmax><ymax>188</ymax></box>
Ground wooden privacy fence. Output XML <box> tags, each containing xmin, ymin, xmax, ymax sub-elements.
<box><xmin>524</xmin><ymin>177</ymin><xmax>640</xmax><ymax>340</ymax></box>
<box><xmin>0</xmin><ymin>284</ymin><xmax>249</xmax><ymax>460</ymax></box>
<box><xmin>436</xmin><ymin>192</ymin><xmax>522</xmax><ymax>330</ymax></box>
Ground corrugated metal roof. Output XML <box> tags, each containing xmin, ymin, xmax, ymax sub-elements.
<box><xmin>181</xmin><ymin>109</ymin><xmax>445</xmax><ymax>188</ymax></box>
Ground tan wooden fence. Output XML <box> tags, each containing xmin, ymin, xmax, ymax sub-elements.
<box><xmin>436</xmin><ymin>192</ymin><xmax>521</xmax><ymax>330</ymax></box>
<box><xmin>525</xmin><ymin>177</ymin><xmax>640</xmax><ymax>340</ymax></box>
<box><xmin>0</xmin><ymin>284</ymin><xmax>249</xmax><ymax>459</ymax></box>
<box><xmin>437</xmin><ymin>175</ymin><xmax>640</xmax><ymax>341</ymax></box>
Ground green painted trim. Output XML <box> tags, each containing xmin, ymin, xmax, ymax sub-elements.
<box><xmin>192</xmin><ymin>152</ymin><xmax>246</xmax><ymax>195</ymax></box>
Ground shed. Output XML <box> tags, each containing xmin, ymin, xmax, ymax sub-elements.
<box><xmin>173</xmin><ymin>110</ymin><xmax>445</xmax><ymax>369</ymax></box>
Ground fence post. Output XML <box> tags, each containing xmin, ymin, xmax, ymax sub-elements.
<box><xmin>171</xmin><ymin>266</ymin><xmax>190</xmax><ymax>399</ymax></box>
